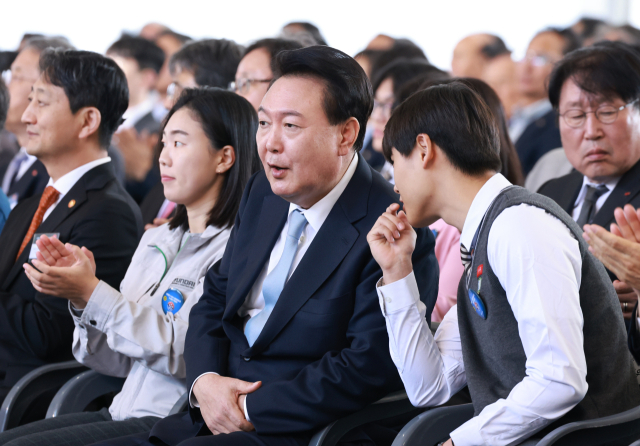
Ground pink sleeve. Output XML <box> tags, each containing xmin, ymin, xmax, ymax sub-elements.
<box><xmin>429</xmin><ymin>220</ymin><xmax>464</xmax><ymax>323</ymax></box>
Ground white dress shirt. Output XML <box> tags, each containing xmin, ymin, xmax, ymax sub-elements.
<box><xmin>119</xmin><ymin>92</ymin><xmax>159</xmax><ymax>130</ymax></box>
<box><xmin>570</xmin><ymin>176</ymin><xmax>621</xmax><ymax>222</ymax></box>
<box><xmin>508</xmin><ymin>99</ymin><xmax>552</xmax><ymax>142</ymax></box>
<box><xmin>376</xmin><ymin>174</ymin><xmax>588</xmax><ymax>446</ymax></box>
<box><xmin>1</xmin><ymin>147</ymin><xmax>38</xmax><ymax>194</ymax></box>
<box><xmin>43</xmin><ymin>157</ymin><xmax>111</xmax><ymax>222</ymax></box>
<box><xmin>190</xmin><ymin>153</ymin><xmax>360</xmax><ymax>419</ymax></box>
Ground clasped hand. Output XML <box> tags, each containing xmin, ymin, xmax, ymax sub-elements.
<box><xmin>367</xmin><ymin>203</ymin><xmax>416</xmax><ymax>284</ymax></box>
<box><xmin>193</xmin><ymin>373</ymin><xmax>261</xmax><ymax>435</ymax></box>
<box><xmin>22</xmin><ymin>235</ymin><xmax>99</xmax><ymax>308</ymax></box>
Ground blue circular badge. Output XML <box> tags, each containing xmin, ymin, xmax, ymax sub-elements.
<box><xmin>162</xmin><ymin>288</ymin><xmax>185</xmax><ymax>315</ymax></box>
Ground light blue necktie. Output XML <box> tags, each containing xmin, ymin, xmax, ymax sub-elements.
<box><xmin>244</xmin><ymin>209</ymin><xmax>308</xmax><ymax>346</ymax></box>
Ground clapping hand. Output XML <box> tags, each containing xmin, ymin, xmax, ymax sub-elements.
<box><xmin>367</xmin><ymin>203</ymin><xmax>416</xmax><ymax>285</ymax></box>
<box><xmin>22</xmin><ymin>235</ymin><xmax>99</xmax><ymax>308</ymax></box>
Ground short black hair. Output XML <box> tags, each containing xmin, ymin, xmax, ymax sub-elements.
<box><xmin>107</xmin><ymin>34</ymin><xmax>165</xmax><ymax>73</ymax></box>
<box><xmin>0</xmin><ymin>78</ymin><xmax>9</xmax><ymax>129</ymax></box>
<box><xmin>272</xmin><ymin>45</ymin><xmax>373</xmax><ymax>151</ymax></box>
<box><xmin>166</xmin><ymin>88</ymin><xmax>262</xmax><ymax>230</ymax></box>
<box><xmin>244</xmin><ymin>38</ymin><xmax>304</xmax><ymax>74</ymax></box>
<box><xmin>481</xmin><ymin>35</ymin><xmax>511</xmax><ymax>59</ymax></box>
<box><xmin>548</xmin><ymin>41</ymin><xmax>640</xmax><ymax>110</ymax></box>
<box><xmin>383</xmin><ymin>82</ymin><xmax>501</xmax><ymax>176</ymax></box>
<box><xmin>369</xmin><ymin>39</ymin><xmax>428</xmax><ymax>83</ymax></box>
<box><xmin>282</xmin><ymin>22</ymin><xmax>327</xmax><ymax>46</ymax></box>
<box><xmin>170</xmin><ymin>39</ymin><xmax>244</xmax><ymax>88</ymax></box>
<box><xmin>425</xmin><ymin>77</ymin><xmax>522</xmax><ymax>185</ymax></box>
<box><xmin>372</xmin><ymin>58</ymin><xmax>448</xmax><ymax>97</ymax></box>
<box><xmin>573</xmin><ymin>17</ymin><xmax>606</xmax><ymax>42</ymax></box>
<box><xmin>40</xmin><ymin>49</ymin><xmax>129</xmax><ymax>148</ymax></box>
<box><xmin>536</xmin><ymin>27</ymin><xmax>580</xmax><ymax>56</ymax></box>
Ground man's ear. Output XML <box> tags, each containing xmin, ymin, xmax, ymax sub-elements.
<box><xmin>77</xmin><ymin>107</ymin><xmax>102</xmax><ymax>141</ymax></box>
<box><xmin>338</xmin><ymin>117</ymin><xmax>360</xmax><ymax>156</ymax></box>
<box><xmin>416</xmin><ymin>133</ymin><xmax>435</xmax><ymax>169</ymax></box>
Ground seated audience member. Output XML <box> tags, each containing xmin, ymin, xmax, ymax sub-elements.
<box><xmin>1</xmin><ymin>36</ymin><xmax>74</xmax><ymax>208</ymax></box>
<box><xmin>538</xmin><ymin>42</ymin><xmax>640</xmax><ymax>319</ymax></box>
<box><xmin>279</xmin><ymin>21</ymin><xmax>327</xmax><ymax>46</ymax></box>
<box><xmin>369</xmin><ymin>82</ymin><xmax>640</xmax><ymax>446</ymax></box>
<box><xmin>100</xmin><ymin>45</ymin><xmax>438</xmax><ymax>446</ymax></box>
<box><xmin>153</xmin><ymin>30</ymin><xmax>191</xmax><ymax>120</ymax></box>
<box><xmin>582</xmin><ymin>204</ymin><xmax>640</xmax><ymax>363</ymax></box>
<box><xmin>0</xmin><ymin>88</ymin><xmax>261</xmax><ymax>446</ymax></box>
<box><xmin>370</xmin><ymin>58</ymin><xmax>448</xmax><ymax>180</ymax></box>
<box><xmin>107</xmin><ymin>35</ymin><xmax>166</xmax><ymax>204</ymax></box>
<box><xmin>423</xmin><ymin>77</ymin><xmax>524</xmax><ymax>323</ymax></box>
<box><xmin>510</xmin><ymin>27</ymin><xmax>579</xmax><ymax>175</ymax></box>
<box><xmin>450</xmin><ymin>33</ymin><xmax>510</xmax><ymax>79</ymax></box>
<box><xmin>0</xmin><ymin>79</ymin><xmax>9</xmax><ymax>232</ymax></box>
<box><xmin>231</xmin><ymin>38</ymin><xmax>303</xmax><ymax>111</ymax></box>
<box><xmin>141</xmin><ymin>38</ymin><xmax>244</xmax><ymax>229</ymax></box>
<box><xmin>524</xmin><ymin>147</ymin><xmax>573</xmax><ymax>192</ymax></box>
<box><xmin>0</xmin><ymin>49</ymin><xmax>142</xmax><ymax>404</ymax></box>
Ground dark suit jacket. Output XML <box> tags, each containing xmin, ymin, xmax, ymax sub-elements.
<box><xmin>150</xmin><ymin>156</ymin><xmax>438</xmax><ymax>444</ymax></box>
<box><xmin>629</xmin><ymin>302</ymin><xmax>640</xmax><ymax>364</ymax></box>
<box><xmin>6</xmin><ymin>158</ymin><xmax>49</xmax><ymax>207</ymax></box>
<box><xmin>538</xmin><ymin>159</ymin><xmax>640</xmax><ymax>281</ymax></box>
<box><xmin>124</xmin><ymin>111</ymin><xmax>162</xmax><ymax>204</ymax></box>
<box><xmin>0</xmin><ymin>162</ymin><xmax>143</xmax><ymax>393</ymax></box>
<box><xmin>515</xmin><ymin>109</ymin><xmax>562</xmax><ymax>175</ymax></box>
<box><xmin>139</xmin><ymin>181</ymin><xmax>167</xmax><ymax>225</ymax></box>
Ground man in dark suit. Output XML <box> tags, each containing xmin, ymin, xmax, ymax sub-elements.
<box><xmin>102</xmin><ymin>46</ymin><xmax>437</xmax><ymax>446</ymax></box>
<box><xmin>1</xmin><ymin>36</ymin><xmax>74</xmax><ymax>208</ymax></box>
<box><xmin>510</xmin><ymin>28</ymin><xmax>579</xmax><ymax>175</ymax></box>
<box><xmin>0</xmin><ymin>49</ymin><xmax>142</xmax><ymax>403</ymax></box>
<box><xmin>107</xmin><ymin>35</ymin><xmax>165</xmax><ymax>203</ymax></box>
<box><xmin>538</xmin><ymin>42</ymin><xmax>640</xmax><ymax>322</ymax></box>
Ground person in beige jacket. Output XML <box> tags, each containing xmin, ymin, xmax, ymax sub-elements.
<box><xmin>1</xmin><ymin>88</ymin><xmax>261</xmax><ymax>446</ymax></box>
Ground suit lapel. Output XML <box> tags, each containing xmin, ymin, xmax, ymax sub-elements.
<box><xmin>224</xmin><ymin>195</ymin><xmax>289</xmax><ymax>319</ymax></box>
<box><xmin>0</xmin><ymin>199</ymin><xmax>39</xmax><ymax>289</ymax></box>
<box><xmin>2</xmin><ymin>163</ymin><xmax>114</xmax><ymax>289</ymax></box>
<box><xmin>592</xmin><ymin>159</ymin><xmax>640</xmax><ymax>228</ymax></box>
<box><xmin>245</xmin><ymin>206</ymin><xmax>359</xmax><ymax>355</ymax></box>
<box><xmin>244</xmin><ymin>156</ymin><xmax>372</xmax><ymax>355</ymax></box>
<box><xmin>556</xmin><ymin>170</ymin><xmax>583</xmax><ymax>214</ymax></box>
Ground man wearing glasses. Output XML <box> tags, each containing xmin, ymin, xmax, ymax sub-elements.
<box><xmin>510</xmin><ymin>28</ymin><xmax>579</xmax><ymax>174</ymax></box>
<box><xmin>539</xmin><ymin>41</ymin><xmax>640</xmax><ymax>323</ymax></box>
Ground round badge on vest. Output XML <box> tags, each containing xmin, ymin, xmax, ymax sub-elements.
<box><xmin>468</xmin><ymin>289</ymin><xmax>487</xmax><ymax>320</ymax></box>
<box><xmin>162</xmin><ymin>288</ymin><xmax>185</xmax><ymax>315</ymax></box>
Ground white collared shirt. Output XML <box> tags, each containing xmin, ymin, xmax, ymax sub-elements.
<box><xmin>191</xmin><ymin>153</ymin><xmax>360</xmax><ymax>418</ymax></box>
<box><xmin>119</xmin><ymin>92</ymin><xmax>159</xmax><ymax>131</ymax></box>
<box><xmin>43</xmin><ymin>157</ymin><xmax>111</xmax><ymax>221</ymax></box>
<box><xmin>1</xmin><ymin>148</ymin><xmax>39</xmax><ymax>194</ymax></box>
<box><xmin>508</xmin><ymin>99</ymin><xmax>552</xmax><ymax>142</ymax></box>
<box><xmin>376</xmin><ymin>174</ymin><xmax>587</xmax><ymax>446</ymax></box>
<box><xmin>571</xmin><ymin>176</ymin><xmax>621</xmax><ymax>222</ymax></box>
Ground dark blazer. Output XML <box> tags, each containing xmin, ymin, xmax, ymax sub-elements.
<box><xmin>515</xmin><ymin>109</ymin><xmax>562</xmax><ymax>175</ymax></box>
<box><xmin>538</xmin><ymin>159</ymin><xmax>640</xmax><ymax>282</ymax></box>
<box><xmin>125</xmin><ymin>111</ymin><xmax>162</xmax><ymax>204</ymax></box>
<box><xmin>0</xmin><ymin>162</ymin><xmax>143</xmax><ymax>396</ymax></box>
<box><xmin>150</xmin><ymin>156</ymin><xmax>438</xmax><ymax>445</ymax></box>
<box><xmin>6</xmin><ymin>158</ymin><xmax>49</xmax><ymax>207</ymax></box>
<box><xmin>139</xmin><ymin>181</ymin><xmax>167</xmax><ymax>225</ymax></box>
<box><xmin>629</xmin><ymin>302</ymin><xmax>640</xmax><ymax>364</ymax></box>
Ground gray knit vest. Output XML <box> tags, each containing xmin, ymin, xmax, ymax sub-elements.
<box><xmin>457</xmin><ymin>186</ymin><xmax>640</xmax><ymax>428</ymax></box>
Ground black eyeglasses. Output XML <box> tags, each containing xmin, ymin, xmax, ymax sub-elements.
<box><xmin>559</xmin><ymin>99</ymin><xmax>639</xmax><ymax>128</ymax></box>
<box><xmin>229</xmin><ymin>78</ymin><xmax>272</xmax><ymax>94</ymax></box>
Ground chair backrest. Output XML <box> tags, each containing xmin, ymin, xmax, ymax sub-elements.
<box><xmin>46</xmin><ymin>370</ymin><xmax>126</xmax><ymax>418</ymax></box>
<box><xmin>0</xmin><ymin>361</ymin><xmax>87</xmax><ymax>432</ymax></box>
<box><xmin>536</xmin><ymin>404</ymin><xmax>640</xmax><ymax>446</ymax></box>
<box><xmin>391</xmin><ymin>403</ymin><xmax>474</xmax><ymax>446</ymax></box>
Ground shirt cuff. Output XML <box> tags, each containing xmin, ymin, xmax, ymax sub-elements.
<box><xmin>78</xmin><ymin>280</ymin><xmax>121</xmax><ymax>332</ymax></box>
<box><xmin>189</xmin><ymin>372</ymin><xmax>219</xmax><ymax>408</ymax></box>
<box><xmin>450</xmin><ymin>416</ymin><xmax>482</xmax><ymax>446</ymax></box>
<box><xmin>244</xmin><ymin>395</ymin><xmax>250</xmax><ymax>421</ymax></box>
<box><xmin>376</xmin><ymin>270</ymin><xmax>421</xmax><ymax>314</ymax></box>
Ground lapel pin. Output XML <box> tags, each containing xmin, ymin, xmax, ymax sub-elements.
<box><xmin>68</xmin><ymin>199</ymin><xmax>76</xmax><ymax>208</ymax></box>
<box><xmin>625</xmin><ymin>192</ymin><xmax>631</xmax><ymax>196</ymax></box>
<box><xmin>31</xmin><ymin>169</ymin><xmax>38</xmax><ymax>177</ymax></box>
